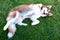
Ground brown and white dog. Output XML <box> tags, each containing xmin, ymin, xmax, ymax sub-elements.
<box><xmin>3</xmin><ymin>4</ymin><xmax>53</xmax><ymax>38</ymax></box>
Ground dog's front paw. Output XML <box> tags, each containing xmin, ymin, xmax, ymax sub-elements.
<box><xmin>23</xmin><ymin>23</ymin><xmax>28</xmax><ymax>26</ymax></box>
<box><xmin>31</xmin><ymin>20</ymin><xmax>39</xmax><ymax>25</ymax></box>
<box><xmin>18</xmin><ymin>23</ymin><xmax>28</xmax><ymax>26</ymax></box>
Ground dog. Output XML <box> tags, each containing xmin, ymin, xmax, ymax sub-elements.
<box><xmin>3</xmin><ymin>4</ymin><xmax>53</xmax><ymax>38</ymax></box>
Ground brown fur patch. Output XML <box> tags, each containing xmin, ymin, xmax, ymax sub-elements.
<box><xmin>10</xmin><ymin>4</ymin><xmax>30</xmax><ymax>12</ymax></box>
<box><xmin>7</xmin><ymin>11</ymin><xmax>16</xmax><ymax>19</ymax></box>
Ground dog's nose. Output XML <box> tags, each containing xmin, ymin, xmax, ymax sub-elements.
<box><xmin>43</xmin><ymin>13</ymin><xmax>49</xmax><ymax>16</ymax></box>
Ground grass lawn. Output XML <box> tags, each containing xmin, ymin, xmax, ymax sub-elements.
<box><xmin>0</xmin><ymin>0</ymin><xmax>60</xmax><ymax>40</ymax></box>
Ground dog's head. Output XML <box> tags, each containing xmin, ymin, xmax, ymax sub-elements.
<box><xmin>38</xmin><ymin>4</ymin><xmax>53</xmax><ymax>17</ymax></box>
<box><xmin>41</xmin><ymin>5</ymin><xmax>53</xmax><ymax>17</ymax></box>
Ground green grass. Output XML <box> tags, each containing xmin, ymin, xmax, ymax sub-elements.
<box><xmin>0</xmin><ymin>0</ymin><xmax>60</xmax><ymax>40</ymax></box>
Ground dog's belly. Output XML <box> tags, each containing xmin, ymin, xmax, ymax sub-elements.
<box><xmin>20</xmin><ymin>10</ymin><xmax>34</xmax><ymax>18</ymax></box>
<box><xmin>25</xmin><ymin>13</ymin><xmax>35</xmax><ymax>18</ymax></box>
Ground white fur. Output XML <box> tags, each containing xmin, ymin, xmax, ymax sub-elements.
<box><xmin>8</xmin><ymin>32</ymin><xmax>13</xmax><ymax>38</ymax></box>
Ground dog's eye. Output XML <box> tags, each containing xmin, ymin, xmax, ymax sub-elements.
<box><xmin>43</xmin><ymin>10</ymin><xmax>45</xmax><ymax>14</ymax></box>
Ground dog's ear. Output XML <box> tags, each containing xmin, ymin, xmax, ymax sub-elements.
<box><xmin>48</xmin><ymin>13</ymin><xmax>53</xmax><ymax>16</ymax></box>
<box><xmin>38</xmin><ymin>4</ymin><xmax>43</xmax><ymax>9</ymax></box>
<box><xmin>39</xmin><ymin>4</ymin><xmax>43</xmax><ymax>7</ymax></box>
<box><xmin>47</xmin><ymin>5</ymin><xmax>52</xmax><ymax>9</ymax></box>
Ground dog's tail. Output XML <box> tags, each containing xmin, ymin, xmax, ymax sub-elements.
<box><xmin>7</xmin><ymin>24</ymin><xmax>16</xmax><ymax>38</ymax></box>
<box><xmin>3</xmin><ymin>11</ymin><xmax>20</xmax><ymax>31</ymax></box>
